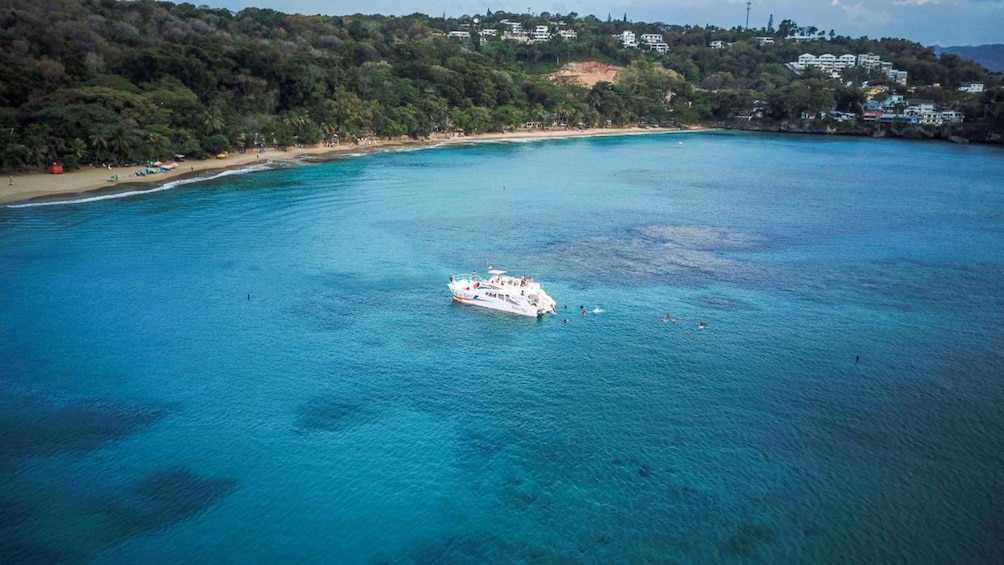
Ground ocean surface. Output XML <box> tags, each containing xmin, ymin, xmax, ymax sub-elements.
<box><xmin>1</xmin><ymin>131</ymin><xmax>1002</xmax><ymax>564</ymax></box>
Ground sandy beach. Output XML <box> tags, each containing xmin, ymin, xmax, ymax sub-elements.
<box><xmin>1</xmin><ymin>126</ymin><xmax>701</xmax><ymax>206</ymax></box>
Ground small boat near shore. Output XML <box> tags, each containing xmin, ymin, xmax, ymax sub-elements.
<box><xmin>448</xmin><ymin>268</ymin><xmax>557</xmax><ymax>317</ymax></box>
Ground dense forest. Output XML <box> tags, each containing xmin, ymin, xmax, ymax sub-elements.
<box><xmin>1</xmin><ymin>0</ymin><xmax>1002</xmax><ymax>170</ymax></box>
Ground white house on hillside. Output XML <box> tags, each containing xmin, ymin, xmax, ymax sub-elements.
<box><xmin>796</xmin><ymin>53</ymin><xmax>855</xmax><ymax>71</ymax></box>
<box><xmin>503</xmin><ymin>30</ymin><xmax>529</xmax><ymax>43</ymax></box>
<box><xmin>906</xmin><ymin>99</ymin><xmax>936</xmax><ymax>116</ymax></box>
<box><xmin>620</xmin><ymin>30</ymin><xmax>637</xmax><ymax>48</ymax></box>
<box><xmin>857</xmin><ymin>53</ymin><xmax>881</xmax><ymax>69</ymax></box>
<box><xmin>958</xmin><ymin>83</ymin><xmax>984</xmax><ymax>94</ymax></box>
<box><xmin>640</xmin><ymin>33</ymin><xmax>663</xmax><ymax>44</ymax></box>
<box><xmin>500</xmin><ymin>20</ymin><xmax>522</xmax><ymax>32</ymax></box>
<box><xmin>941</xmin><ymin>110</ymin><xmax>964</xmax><ymax>123</ymax></box>
<box><xmin>530</xmin><ymin>25</ymin><xmax>550</xmax><ymax>41</ymax></box>
<box><xmin>888</xmin><ymin>70</ymin><xmax>908</xmax><ymax>85</ymax></box>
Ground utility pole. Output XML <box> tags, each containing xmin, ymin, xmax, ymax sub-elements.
<box><xmin>745</xmin><ymin>1</ymin><xmax>751</xmax><ymax>30</ymax></box>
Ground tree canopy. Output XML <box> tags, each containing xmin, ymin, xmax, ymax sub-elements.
<box><xmin>1</xmin><ymin>0</ymin><xmax>1000</xmax><ymax>170</ymax></box>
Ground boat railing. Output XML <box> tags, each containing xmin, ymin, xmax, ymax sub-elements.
<box><xmin>451</xmin><ymin>271</ymin><xmax>545</xmax><ymax>294</ymax></box>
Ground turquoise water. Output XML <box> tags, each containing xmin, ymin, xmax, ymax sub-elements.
<box><xmin>1</xmin><ymin>131</ymin><xmax>1003</xmax><ymax>563</ymax></box>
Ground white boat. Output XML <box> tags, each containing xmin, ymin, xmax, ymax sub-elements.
<box><xmin>448</xmin><ymin>268</ymin><xmax>557</xmax><ymax>317</ymax></box>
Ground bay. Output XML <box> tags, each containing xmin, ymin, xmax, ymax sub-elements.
<box><xmin>1</xmin><ymin>131</ymin><xmax>1002</xmax><ymax>563</ymax></box>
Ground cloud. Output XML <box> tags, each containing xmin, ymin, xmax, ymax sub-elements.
<box><xmin>830</xmin><ymin>0</ymin><xmax>896</xmax><ymax>26</ymax></box>
<box><xmin>891</xmin><ymin>0</ymin><xmax>938</xmax><ymax>5</ymax></box>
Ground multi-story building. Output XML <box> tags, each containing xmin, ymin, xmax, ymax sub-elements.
<box><xmin>531</xmin><ymin>25</ymin><xmax>550</xmax><ymax>41</ymax></box>
<box><xmin>620</xmin><ymin>30</ymin><xmax>637</xmax><ymax>48</ymax></box>
<box><xmin>941</xmin><ymin>110</ymin><xmax>964</xmax><ymax>123</ymax></box>
<box><xmin>857</xmin><ymin>53</ymin><xmax>881</xmax><ymax>69</ymax></box>
<box><xmin>795</xmin><ymin>53</ymin><xmax>856</xmax><ymax>72</ymax></box>
<box><xmin>503</xmin><ymin>30</ymin><xmax>529</xmax><ymax>43</ymax></box>
<box><xmin>887</xmin><ymin>70</ymin><xmax>908</xmax><ymax>85</ymax></box>
<box><xmin>882</xmin><ymin>94</ymin><xmax>906</xmax><ymax>109</ymax></box>
<box><xmin>837</xmin><ymin>54</ymin><xmax>857</xmax><ymax>69</ymax></box>
<box><xmin>557</xmin><ymin>29</ymin><xmax>577</xmax><ymax>40</ymax></box>
<box><xmin>905</xmin><ymin>99</ymin><xmax>936</xmax><ymax>117</ymax></box>
<box><xmin>958</xmin><ymin>83</ymin><xmax>984</xmax><ymax>94</ymax></box>
<box><xmin>796</xmin><ymin>53</ymin><xmax>817</xmax><ymax>70</ymax></box>
<box><xmin>640</xmin><ymin>33</ymin><xmax>663</xmax><ymax>44</ymax></box>
<box><xmin>500</xmin><ymin>20</ymin><xmax>522</xmax><ymax>32</ymax></box>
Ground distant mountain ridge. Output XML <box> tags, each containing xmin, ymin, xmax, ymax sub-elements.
<box><xmin>935</xmin><ymin>44</ymin><xmax>1004</xmax><ymax>73</ymax></box>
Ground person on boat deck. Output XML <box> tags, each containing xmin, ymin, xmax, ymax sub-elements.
<box><xmin>449</xmin><ymin>274</ymin><xmax>454</xmax><ymax>282</ymax></box>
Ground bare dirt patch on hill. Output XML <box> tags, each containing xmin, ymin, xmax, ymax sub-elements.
<box><xmin>548</xmin><ymin>61</ymin><xmax>624</xmax><ymax>87</ymax></box>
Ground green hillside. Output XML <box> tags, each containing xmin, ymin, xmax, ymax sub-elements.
<box><xmin>1</xmin><ymin>0</ymin><xmax>1002</xmax><ymax>171</ymax></box>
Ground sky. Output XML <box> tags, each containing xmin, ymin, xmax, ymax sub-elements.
<box><xmin>199</xmin><ymin>0</ymin><xmax>1002</xmax><ymax>47</ymax></box>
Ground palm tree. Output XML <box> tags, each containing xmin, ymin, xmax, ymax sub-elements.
<box><xmin>107</xmin><ymin>126</ymin><xmax>140</xmax><ymax>163</ymax></box>
<box><xmin>23</xmin><ymin>135</ymin><xmax>45</xmax><ymax>169</ymax></box>
<box><xmin>89</xmin><ymin>130</ymin><xmax>110</xmax><ymax>163</ymax></box>
<box><xmin>202</xmin><ymin>109</ymin><xmax>225</xmax><ymax>136</ymax></box>
<box><xmin>284</xmin><ymin>111</ymin><xmax>311</xmax><ymax>133</ymax></box>
<box><xmin>66</xmin><ymin>138</ymin><xmax>88</xmax><ymax>168</ymax></box>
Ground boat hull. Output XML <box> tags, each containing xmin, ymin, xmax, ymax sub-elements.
<box><xmin>448</xmin><ymin>274</ymin><xmax>555</xmax><ymax>317</ymax></box>
<box><xmin>451</xmin><ymin>293</ymin><xmax>540</xmax><ymax>317</ymax></box>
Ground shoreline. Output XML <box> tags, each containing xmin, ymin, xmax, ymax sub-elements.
<box><xmin>1</xmin><ymin>126</ymin><xmax>704</xmax><ymax>207</ymax></box>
